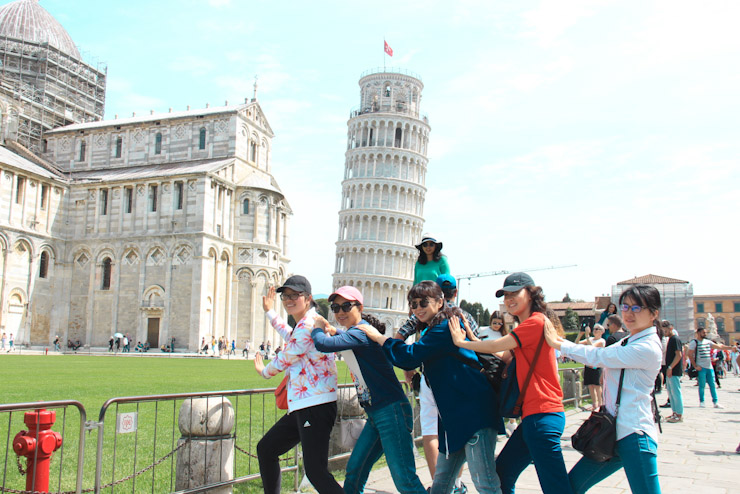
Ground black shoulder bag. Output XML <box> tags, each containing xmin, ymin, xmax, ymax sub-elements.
<box><xmin>571</xmin><ymin>336</ymin><xmax>628</xmax><ymax>462</ymax></box>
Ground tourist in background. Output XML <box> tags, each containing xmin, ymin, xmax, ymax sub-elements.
<box><xmin>449</xmin><ymin>272</ymin><xmax>572</xmax><ymax>494</ymax></box>
<box><xmin>361</xmin><ymin>281</ymin><xmax>503</xmax><ymax>494</ymax></box>
<box><xmin>544</xmin><ymin>285</ymin><xmax>663</xmax><ymax>494</ymax></box>
<box><xmin>688</xmin><ymin>327</ymin><xmax>733</xmax><ymax>408</ymax></box>
<box><xmin>575</xmin><ymin>324</ymin><xmax>605</xmax><ymax>411</ymax></box>
<box><xmin>662</xmin><ymin>320</ymin><xmax>684</xmax><ymax>423</ymax></box>
<box><xmin>413</xmin><ymin>233</ymin><xmax>449</xmax><ymax>285</ymax></box>
<box><xmin>312</xmin><ymin>286</ymin><xmax>425</xmax><ymax>494</ymax></box>
<box><xmin>254</xmin><ymin>275</ymin><xmax>342</xmax><ymax>494</ymax></box>
<box><xmin>605</xmin><ymin>315</ymin><xmax>627</xmax><ymax>346</ymax></box>
<box><xmin>598</xmin><ymin>303</ymin><xmax>618</xmax><ymax>339</ymax></box>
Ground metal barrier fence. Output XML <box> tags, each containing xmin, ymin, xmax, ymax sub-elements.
<box><xmin>1</xmin><ymin>369</ymin><xmax>589</xmax><ymax>494</ymax></box>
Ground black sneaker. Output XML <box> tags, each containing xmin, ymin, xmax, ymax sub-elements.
<box><xmin>660</xmin><ymin>402</ymin><xmax>671</xmax><ymax>408</ymax></box>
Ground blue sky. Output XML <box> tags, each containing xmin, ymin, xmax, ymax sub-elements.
<box><xmin>38</xmin><ymin>0</ymin><xmax>740</xmax><ymax>312</ymax></box>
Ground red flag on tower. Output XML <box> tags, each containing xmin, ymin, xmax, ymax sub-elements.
<box><xmin>384</xmin><ymin>40</ymin><xmax>393</xmax><ymax>57</ymax></box>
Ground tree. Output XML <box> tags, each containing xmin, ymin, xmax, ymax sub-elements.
<box><xmin>562</xmin><ymin>293</ymin><xmax>572</xmax><ymax>303</ymax></box>
<box><xmin>563</xmin><ymin>308</ymin><xmax>580</xmax><ymax>332</ymax></box>
<box><xmin>315</xmin><ymin>298</ymin><xmax>330</xmax><ymax>319</ymax></box>
<box><xmin>459</xmin><ymin>299</ymin><xmax>489</xmax><ymax>326</ymax></box>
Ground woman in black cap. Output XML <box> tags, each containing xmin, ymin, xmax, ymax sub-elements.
<box><xmin>449</xmin><ymin>272</ymin><xmax>572</xmax><ymax>494</ymax></box>
<box><xmin>414</xmin><ymin>233</ymin><xmax>450</xmax><ymax>285</ymax></box>
<box><xmin>253</xmin><ymin>275</ymin><xmax>343</xmax><ymax>494</ymax></box>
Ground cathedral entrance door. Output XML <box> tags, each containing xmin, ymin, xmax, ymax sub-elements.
<box><xmin>147</xmin><ymin>318</ymin><xmax>160</xmax><ymax>348</ymax></box>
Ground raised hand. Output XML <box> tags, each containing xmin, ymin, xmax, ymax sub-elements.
<box><xmin>254</xmin><ymin>352</ymin><xmax>265</xmax><ymax>374</ymax></box>
<box><xmin>448</xmin><ymin>317</ymin><xmax>466</xmax><ymax>347</ymax></box>
<box><xmin>262</xmin><ymin>286</ymin><xmax>276</xmax><ymax>312</ymax></box>
<box><xmin>357</xmin><ymin>323</ymin><xmax>385</xmax><ymax>344</ymax></box>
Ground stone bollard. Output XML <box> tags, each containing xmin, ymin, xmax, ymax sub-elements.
<box><xmin>562</xmin><ymin>369</ymin><xmax>583</xmax><ymax>408</ymax></box>
<box><xmin>176</xmin><ymin>397</ymin><xmax>235</xmax><ymax>493</ymax></box>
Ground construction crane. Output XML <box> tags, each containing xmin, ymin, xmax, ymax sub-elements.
<box><xmin>456</xmin><ymin>264</ymin><xmax>577</xmax><ymax>285</ymax></box>
<box><xmin>455</xmin><ymin>264</ymin><xmax>577</xmax><ymax>305</ymax></box>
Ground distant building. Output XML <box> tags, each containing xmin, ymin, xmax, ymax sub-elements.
<box><xmin>693</xmin><ymin>294</ymin><xmax>740</xmax><ymax>344</ymax></box>
<box><xmin>0</xmin><ymin>0</ymin><xmax>292</xmax><ymax>351</ymax></box>
<box><xmin>332</xmin><ymin>68</ymin><xmax>431</xmax><ymax>329</ymax></box>
<box><xmin>612</xmin><ymin>274</ymin><xmax>694</xmax><ymax>341</ymax></box>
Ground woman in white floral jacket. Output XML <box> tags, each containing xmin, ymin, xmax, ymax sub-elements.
<box><xmin>254</xmin><ymin>275</ymin><xmax>342</xmax><ymax>494</ymax></box>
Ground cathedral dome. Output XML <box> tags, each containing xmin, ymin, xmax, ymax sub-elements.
<box><xmin>0</xmin><ymin>0</ymin><xmax>80</xmax><ymax>59</ymax></box>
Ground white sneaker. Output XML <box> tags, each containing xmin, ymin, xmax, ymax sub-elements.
<box><xmin>700</xmin><ymin>402</ymin><xmax>706</xmax><ymax>408</ymax></box>
<box><xmin>505</xmin><ymin>422</ymin><xmax>517</xmax><ymax>437</ymax></box>
<box><xmin>714</xmin><ymin>403</ymin><xmax>724</xmax><ymax>409</ymax></box>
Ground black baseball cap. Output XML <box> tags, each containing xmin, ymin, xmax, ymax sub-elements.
<box><xmin>277</xmin><ymin>275</ymin><xmax>311</xmax><ymax>294</ymax></box>
<box><xmin>495</xmin><ymin>272</ymin><xmax>535</xmax><ymax>297</ymax></box>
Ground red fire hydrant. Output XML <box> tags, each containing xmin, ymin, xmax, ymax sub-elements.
<box><xmin>12</xmin><ymin>409</ymin><xmax>63</xmax><ymax>493</ymax></box>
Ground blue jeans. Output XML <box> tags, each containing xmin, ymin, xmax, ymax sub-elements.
<box><xmin>665</xmin><ymin>376</ymin><xmax>683</xmax><ymax>415</ymax></box>
<box><xmin>431</xmin><ymin>427</ymin><xmax>500</xmax><ymax>494</ymax></box>
<box><xmin>569</xmin><ymin>432</ymin><xmax>660</xmax><ymax>494</ymax></box>
<box><xmin>496</xmin><ymin>412</ymin><xmax>572</xmax><ymax>494</ymax></box>
<box><xmin>697</xmin><ymin>367</ymin><xmax>718</xmax><ymax>403</ymax></box>
<box><xmin>344</xmin><ymin>400</ymin><xmax>425</xmax><ymax>494</ymax></box>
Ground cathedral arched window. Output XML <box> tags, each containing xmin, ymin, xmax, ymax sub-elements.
<box><xmin>115</xmin><ymin>137</ymin><xmax>122</xmax><ymax>158</ymax></box>
<box><xmin>39</xmin><ymin>251</ymin><xmax>49</xmax><ymax>279</ymax></box>
<box><xmin>250</xmin><ymin>141</ymin><xmax>257</xmax><ymax>162</ymax></box>
<box><xmin>102</xmin><ymin>257</ymin><xmax>112</xmax><ymax>290</ymax></box>
<box><xmin>199</xmin><ymin>128</ymin><xmax>206</xmax><ymax>150</ymax></box>
<box><xmin>242</xmin><ymin>198</ymin><xmax>250</xmax><ymax>215</ymax></box>
<box><xmin>394</xmin><ymin>128</ymin><xmax>402</xmax><ymax>148</ymax></box>
<box><xmin>385</xmin><ymin>84</ymin><xmax>391</xmax><ymax>97</ymax></box>
<box><xmin>79</xmin><ymin>140</ymin><xmax>86</xmax><ymax>161</ymax></box>
<box><xmin>155</xmin><ymin>132</ymin><xmax>162</xmax><ymax>155</ymax></box>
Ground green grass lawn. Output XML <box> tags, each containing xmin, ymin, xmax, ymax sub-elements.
<box><xmin>0</xmin><ymin>354</ymin><xmax>358</xmax><ymax>493</ymax></box>
<box><xmin>0</xmin><ymin>354</ymin><xmax>584</xmax><ymax>493</ymax></box>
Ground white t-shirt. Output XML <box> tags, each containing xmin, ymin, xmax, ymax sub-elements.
<box><xmin>475</xmin><ymin>327</ymin><xmax>503</xmax><ymax>341</ymax></box>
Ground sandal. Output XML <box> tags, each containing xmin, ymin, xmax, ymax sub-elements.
<box><xmin>666</xmin><ymin>415</ymin><xmax>683</xmax><ymax>423</ymax></box>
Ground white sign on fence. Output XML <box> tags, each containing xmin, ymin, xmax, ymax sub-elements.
<box><xmin>116</xmin><ymin>412</ymin><xmax>138</xmax><ymax>434</ymax></box>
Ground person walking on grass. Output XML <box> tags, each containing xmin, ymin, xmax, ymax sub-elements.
<box><xmin>688</xmin><ymin>327</ymin><xmax>734</xmax><ymax>409</ymax></box>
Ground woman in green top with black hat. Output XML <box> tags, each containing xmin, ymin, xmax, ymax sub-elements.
<box><xmin>414</xmin><ymin>233</ymin><xmax>450</xmax><ymax>284</ymax></box>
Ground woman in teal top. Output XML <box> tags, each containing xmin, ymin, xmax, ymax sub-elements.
<box><xmin>413</xmin><ymin>233</ymin><xmax>450</xmax><ymax>284</ymax></box>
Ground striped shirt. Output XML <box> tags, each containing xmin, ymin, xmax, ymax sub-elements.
<box><xmin>689</xmin><ymin>338</ymin><xmax>712</xmax><ymax>368</ymax></box>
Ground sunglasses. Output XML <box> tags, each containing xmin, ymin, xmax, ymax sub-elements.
<box><xmin>620</xmin><ymin>304</ymin><xmax>646</xmax><ymax>313</ymax></box>
<box><xmin>409</xmin><ymin>298</ymin><xmax>432</xmax><ymax>309</ymax></box>
<box><xmin>491</xmin><ymin>322</ymin><xmax>503</xmax><ymax>326</ymax></box>
<box><xmin>280</xmin><ymin>293</ymin><xmax>304</xmax><ymax>301</ymax></box>
<box><xmin>330</xmin><ymin>301</ymin><xmax>360</xmax><ymax>313</ymax></box>
<box><xmin>421</xmin><ymin>241</ymin><xmax>436</xmax><ymax>248</ymax></box>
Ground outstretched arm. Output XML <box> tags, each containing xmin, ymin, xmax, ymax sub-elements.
<box><xmin>449</xmin><ymin>316</ymin><xmax>518</xmax><ymax>353</ymax></box>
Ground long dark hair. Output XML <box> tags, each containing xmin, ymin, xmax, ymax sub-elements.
<box><xmin>511</xmin><ymin>285</ymin><xmax>548</xmax><ymax>323</ymax></box>
<box><xmin>416</xmin><ymin>243</ymin><xmax>443</xmax><ymax>264</ymax></box>
<box><xmin>361</xmin><ymin>313</ymin><xmax>386</xmax><ymax>334</ymax></box>
<box><xmin>490</xmin><ymin>310</ymin><xmax>507</xmax><ymax>336</ymax></box>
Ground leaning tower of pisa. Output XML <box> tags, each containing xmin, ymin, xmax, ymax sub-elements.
<box><xmin>332</xmin><ymin>68</ymin><xmax>431</xmax><ymax>328</ymax></box>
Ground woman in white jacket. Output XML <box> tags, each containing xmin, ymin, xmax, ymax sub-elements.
<box><xmin>254</xmin><ymin>275</ymin><xmax>342</xmax><ymax>494</ymax></box>
<box><xmin>543</xmin><ymin>285</ymin><xmax>662</xmax><ymax>494</ymax></box>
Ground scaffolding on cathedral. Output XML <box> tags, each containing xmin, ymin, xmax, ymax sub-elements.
<box><xmin>0</xmin><ymin>34</ymin><xmax>106</xmax><ymax>153</ymax></box>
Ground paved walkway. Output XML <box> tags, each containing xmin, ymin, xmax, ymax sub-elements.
<box><xmin>362</xmin><ymin>375</ymin><xmax>740</xmax><ymax>493</ymax></box>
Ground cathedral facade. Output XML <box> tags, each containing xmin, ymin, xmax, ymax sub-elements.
<box><xmin>0</xmin><ymin>0</ymin><xmax>292</xmax><ymax>350</ymax></box>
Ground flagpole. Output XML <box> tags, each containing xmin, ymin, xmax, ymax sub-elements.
<box><xmin>383</xmin><ymin>38</ymin><xmax>386</xmax><ymax>71</ymax></box>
